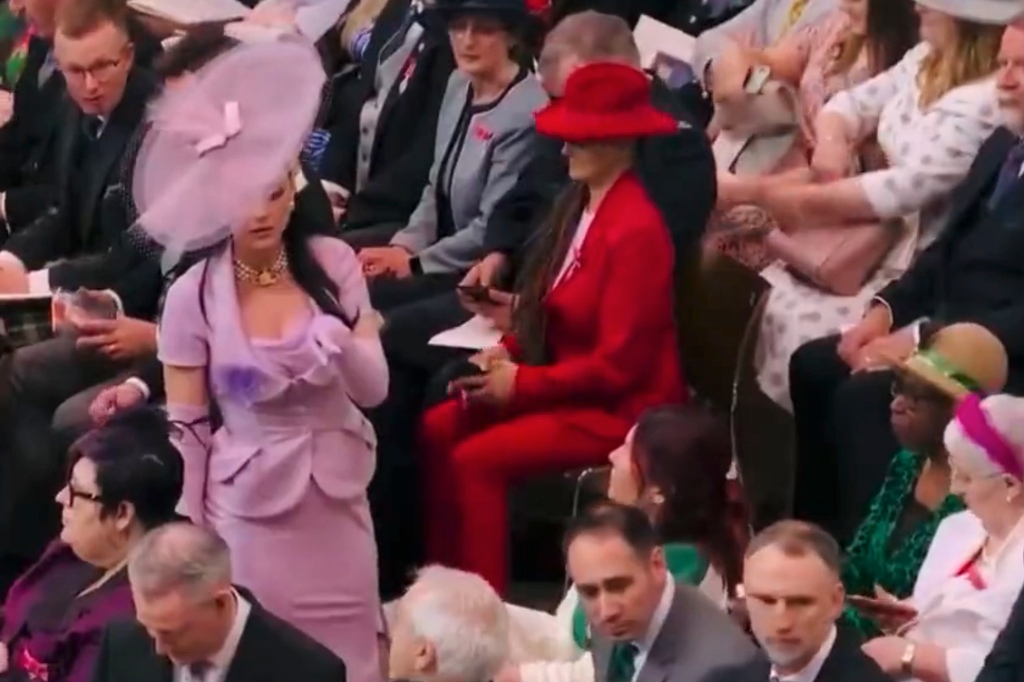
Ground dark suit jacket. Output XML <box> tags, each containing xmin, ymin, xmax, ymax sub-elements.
<box><xmin>975</xmin><ymin>582</ymin><xmax>1024</xmax><ymax>682</ymax></box>
<box><xmin>0</xmin><ymin>20</ymin><xmax>160</xmax><ymax>236</ymax></box>
<box><xmin>704</xmin><ymin>627</ymin><xmax>889</xmax><ymax>682</ymax></box>
<box><xmin>592</xmin><ymin>584</ymin><xmax>759</xmax><ymax>682</ymax></box>
<box><xmin>486</xmin><ymin>77</ymin><xmax>716</xmax><ymax>282</ymax></box>
<box><xmin>875</xmin><ymin>127</ymin><xmax>1024</xmax><ymax>393</ymax></box>
<box><xmin>549</xmin><ymin>0</ymin><xmax>747</xmax><ymax>31</ymax></box>
<box><xmin>91</xmin><ymin>591</ymin><xmax>346</xmax><ymax>682</ymax></box>
<box><xmin>3</xmin><ymin>68</ymin><xmax>163</xmax><ymax>318</ymax></box>
<box><xmin>323</xmin><ymin>0</ymin><xmax>456</xmax><ymax>231</ymax></box>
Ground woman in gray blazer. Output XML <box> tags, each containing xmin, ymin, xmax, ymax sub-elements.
<box><xmin>357</xmin><ymin>0</ymin><xmax>547</xmax><ymax>310</ymax></box>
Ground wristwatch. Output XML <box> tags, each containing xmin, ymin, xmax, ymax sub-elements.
<box><xmin>900</xmin><ymin>641</ymin><xmax>917</xmax><ymax>677</ymax></box>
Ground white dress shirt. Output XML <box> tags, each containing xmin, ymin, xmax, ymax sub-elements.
<box><xmin>770</xmin><ymin>626</ymin><xmax>836</xmax><ymax>682</ymax></box>
<box><xmin>175</xmin><ymin>590</ymin><xmax>252</xmax><ymax>682</ymax></box>
<box><xmin>630</xmin><ymin>579</ymin><xmax>676</xmax><ymax>682</ymax></box>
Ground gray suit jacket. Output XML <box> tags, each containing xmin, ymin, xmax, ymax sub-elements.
<box><xmin>390</xmin><ymin>69</ymin><xmax>547</xmax><ymax>273</ymax></box>
<box><xmin>592</xmin><ymin>585</ymin><xmax>760</xmax><ymax>682</ymax></box>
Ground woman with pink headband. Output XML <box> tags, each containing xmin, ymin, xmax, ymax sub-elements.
<box><xmin>860</xmin><ymin>394</ymin><xmax>1024</xmax><ymax>682</ymax></box>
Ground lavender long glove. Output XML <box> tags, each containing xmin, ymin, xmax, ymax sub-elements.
<box><xmin>167</xmin><ymin>403</ymin><xmax>213</xmax><ymax>525</ymax></box>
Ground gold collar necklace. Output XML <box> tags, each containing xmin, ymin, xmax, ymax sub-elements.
<box><xmin>233</xmin><ymin>250</ymin><xmax>288</xmax><ymax>287</ymax></box>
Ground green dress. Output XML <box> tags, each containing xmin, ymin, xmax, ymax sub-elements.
<box><xmin>841</xmin><ymin>450</ymin><xmax>963</xmax><ymax>638</ymax></box>
<box><xmin>571</xmin><ymin>543</ymin><xmax>710</xmax><ymax>648</ymax></box>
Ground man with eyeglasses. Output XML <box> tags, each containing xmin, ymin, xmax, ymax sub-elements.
<box><xmin>0</xmin><ymin>0</ymin><xmax>158</xmax><ymax>239</ymax></box>
<box><xmin>0</xmin><ymin>0</ymin><xmax>161</xmax><ymax>599</ymax></box>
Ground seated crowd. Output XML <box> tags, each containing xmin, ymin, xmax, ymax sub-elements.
<box><xmin>1</xmin><ymin>0</ymin><xmax>1024</xmax><ymax>680</ymax></box>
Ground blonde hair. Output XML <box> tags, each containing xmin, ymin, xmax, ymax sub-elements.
<box><xmin>944</xmin><ymin>395</ymin><xmax>1024</xmax><ymax>480</ymax></box>
<box><xmin>917</xmin><ymin>19</ymin><xmax>1002</xmax><ymax>107</ymax></box>
<box><xmin>339</xmin><ymin>0</ymin><xmax>389</xmax><ymax>54</ymax></box>
<box><xmin>830</xmin><ymin>32</ymin><xmax>866</xmax><ymax>76</ymax></box>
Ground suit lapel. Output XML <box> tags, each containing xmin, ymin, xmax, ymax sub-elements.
<box><xmin>376</xmin><ymin>25</ymin><xmax>445</xmax><ymax>138</ymax></box>
<box><xmin>360</xmin><ymin>0</ymin><xmax>411</xmax><ymax>85</ymax></box>
<box><xmin>76</xmin><ymin>69</ymin><xmax>154</xmax><ymax>241</ymax></box>
<box><xmin>944</xmin><ymin>128</ymin><xmax>1016</xmax><ymax>230</ymax></box>
<box><xmin>223</xmin><ymin>601</ymin><xmax>273</xmax><ymax>682</ymax></box>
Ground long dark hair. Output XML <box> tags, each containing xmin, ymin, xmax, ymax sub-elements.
<box><xmin>512</xmin><ymin>183</ymin><xmax>586</xmax><ymax>364</ymax></box>
<box><xmin>630</xmin><ymin>404</ymin><xmax>746</xmax><ymax>595</ymax></box>
<box><xmin>831</xmin><ymin>0</ymin><xmax>918</xmax><ymax>75</ymax></box>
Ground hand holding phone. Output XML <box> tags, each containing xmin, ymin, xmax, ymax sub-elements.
<box><xmin>847</xmin><ymin>594</ymin><xmax>918</xmax><ymax>633</ymax></box>
<box><xmin>457</xmin><ymin>284</ymin><xmax>499</xmax><ymax>304</ymax></box>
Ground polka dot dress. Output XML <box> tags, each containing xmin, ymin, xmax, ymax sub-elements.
<box><xmin>754</xmin><ymin>42</ymin><xmax>1003</xmax><ymax>411</ymax></box>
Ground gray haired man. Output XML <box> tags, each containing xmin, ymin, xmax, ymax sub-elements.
<box><xmin>90</xmin><ymin>522</ymin><xmax>346</xmax><ymax>682</ymax></box>
<box><xmin>389</xmin><ymin>565</ymin><xmax>510</xmax><ymax>682</ymax></box>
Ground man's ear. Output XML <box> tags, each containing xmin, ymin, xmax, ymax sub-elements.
<box><xmin>414</xmin><ymin>638</ymin><xmax>439</xmax><ymax>677</ymax></box>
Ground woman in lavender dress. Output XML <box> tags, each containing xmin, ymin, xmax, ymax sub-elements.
<box><xmin>159</xmin><ymin>165</ymin><xmax>388</xmax><ymax>682</ymax></box>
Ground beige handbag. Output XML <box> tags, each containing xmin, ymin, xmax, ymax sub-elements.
<box><xmin>713</xmin><ymin>80</ymin><xmax>904</xmax><ymax>296</ymax></box>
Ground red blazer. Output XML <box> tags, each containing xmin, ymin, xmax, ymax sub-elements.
<box><xmin>507</xmin><ymin>171</ymin><xmax>686</xmax><ymax>427</ymax></box>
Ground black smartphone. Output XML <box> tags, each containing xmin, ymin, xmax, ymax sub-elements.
<box><xmin>457</xmin><ymin>284</ymin><xmax>499</xmax><ymax>304</ymax></box>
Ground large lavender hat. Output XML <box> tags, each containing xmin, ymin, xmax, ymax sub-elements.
<box><xmin>132</xmin><ymin>35</ymin><xmax>325</xmax><ymax>259</ymax></box>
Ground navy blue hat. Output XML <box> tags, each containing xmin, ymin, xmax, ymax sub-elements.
<box><xmin>426</xmin><ymin>0</ymin><xmax>531</xmax><ymax>24</ymax></box>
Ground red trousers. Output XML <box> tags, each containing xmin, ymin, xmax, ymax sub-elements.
<box><xmin>419</xmin><ymin>399</ymin><xmax>630</xmax><ymax>594</ymax></box>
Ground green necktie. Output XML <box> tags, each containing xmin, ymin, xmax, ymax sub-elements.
<box><xmin>607</xmin><ymin>642</ymin><xmax>639</xmax><ymax>682</ymax></box>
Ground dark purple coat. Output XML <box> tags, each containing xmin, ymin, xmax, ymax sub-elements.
<box><xmin>0</xmin><ymin>541</ymin><xmax>134</xmax><ymax>682</ymax></box>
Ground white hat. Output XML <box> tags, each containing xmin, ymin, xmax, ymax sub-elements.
<box><xmin>915</xmin><ymin>0</ymin><xmax>1024</xmax><ymax>25</ymax></box>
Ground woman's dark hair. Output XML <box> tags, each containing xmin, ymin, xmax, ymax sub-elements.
<box><xmin>197</xmin><ymin>167</ymin><xmax>355</xmax><ymax>328</ymax></box>
<box><xmin>153</xmin><ymin>22</ymin><xmax>238</xmax><ymax>79</ymax></box>
<box><xmin>512</xmin><ymin>184</ymin><xmax>586</xmax><ymax>364</ymax></box>
<box><xmin>67</xmin><ymin>405</ymin><xmax>184</xmax><ymax>531</ymax></box>
<box><xmin>832</xmin><ymin>0</ymin><xmax>918</xmax><ymax>75</ymax></box>
<box><xmin>864</xmin><ymin>0</ymin><xmax>918</xmax><ymax>72</ymax></box>
<box><xmin>630</xmin><ymin>404</ymin><xmax>746</xmax><ymax>595</ymax></box>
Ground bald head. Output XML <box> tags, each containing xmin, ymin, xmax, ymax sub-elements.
<box><xmin>538</xmin><ymin>11</ymin><xmax>640</xmax><ymax>97</ymax></box>
<box><xmin>128</xmin><ymin>522</ymin><xmax>232</xmax><ymax>600</ymax></box>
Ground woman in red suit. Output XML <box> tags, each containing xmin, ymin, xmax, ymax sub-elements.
<box><xmin>420</xmin><ymin>62</ymin><xmax>687</xmax><ymax>593</ymax></box>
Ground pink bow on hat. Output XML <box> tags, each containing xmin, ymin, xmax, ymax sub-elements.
<box><xmin>132</xmin><ymin>37</ymin><xmax>325</xmax><ymax>258</ymax></box>
<box><xmin>195</xmin><ymin>101</ymin><xmax>243</xmax><ymax>156</ymax></box>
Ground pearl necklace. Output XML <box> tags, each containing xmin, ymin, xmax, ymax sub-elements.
<box><xmin>233</xmin><ymin>250</ymin><xmax>288</xmax><ymax>287</ymax></box>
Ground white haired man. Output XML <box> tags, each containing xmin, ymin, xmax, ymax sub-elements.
<box><xmin>389</xmin><ymin>565</ymin><xmax>510</xmax><ymax>682</ymax></box>
<box><xmin>90</xmin><ymin>522</ymin><xmax>346</xmax><ymax>682</ymax></box>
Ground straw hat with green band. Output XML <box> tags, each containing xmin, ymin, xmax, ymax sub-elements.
<box><xmin>901</xmin><ymin>323</ymin><xmax>1008</xmax><ymax>398</ymax></box>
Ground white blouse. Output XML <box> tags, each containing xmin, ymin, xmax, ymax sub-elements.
<box><xmin>904</xmin><ymin>511</ymin><xmax>1024</xmax><ymax>682</ymax></box>
<box><xmin>823</xmin><ymin>42</ymin><xmax>1001</xmax><ymax>261</ymax></box>
<box><xmin>551</xmin><ymin>209</ymin><xmax>595</xmax><ymax>291</ymax></box>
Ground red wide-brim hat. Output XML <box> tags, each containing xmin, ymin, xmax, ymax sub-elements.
<box><xmin>535</xmin><ymin>62</ymin><xmax>679</xmax><ymax>142</ymax></box>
